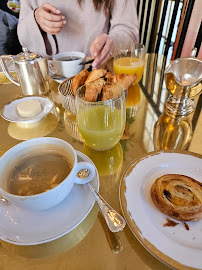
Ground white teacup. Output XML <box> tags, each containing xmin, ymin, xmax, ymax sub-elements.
<box><xmin>0</xmin><ymin>137</ymin><xmax>95</xmax><ymax>211</ymax></box>
<box><xmin>52</xmin><ymin>51</ymin><xmax>86</xmax><ymax>78</ymax></box>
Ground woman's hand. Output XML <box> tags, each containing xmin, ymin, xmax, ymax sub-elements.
<box><xmin>90</xmin><ymin>34</ymin><xmax>113</xmax><ymax>69</ymax></box>
<box><xmin>34</xmin><ymin>3</ymin><xmax>66</xmax><ymax>35</ymax></box>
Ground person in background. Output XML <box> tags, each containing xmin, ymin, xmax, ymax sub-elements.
<box><xmin>0</xmin><ymin>0</ymin><xmax>21</xmax><ymax>55</ymax></box>
<box><xmin>17</xmin><ymin>0</ymin><xmax>139</xmax><ymax>68</ymax></box>
<box><xmin>0</xmin><ymin>0</ymin><xmax>19</xmax><ymax>18</ymax></box>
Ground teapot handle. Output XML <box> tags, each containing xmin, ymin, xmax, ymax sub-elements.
<box><xmin>0</xmin><ymin>55</ymin><xmax>20</xmax><ymax>86</ymax></box>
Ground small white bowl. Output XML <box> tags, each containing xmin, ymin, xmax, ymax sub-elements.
<box><xmin>52</xmin><ymin>52</ymin><xmax>85</xmax><ymax>78</ymax></box>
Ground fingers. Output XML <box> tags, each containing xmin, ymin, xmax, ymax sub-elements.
<box><xmin>34</xmin><ymin>3</ymin><xmax>66</xmax><ymax>35</ymax></box>
<box><xmin>96</xmin><ymin>52</ymin><xmax>111</xmax><ymax>68</ymax></box>
<box><xmin>90</xmin><ymin>34</ymin><xmax>106</xmax><ymax>59</ymax></box>
<box><xmin>41</xmin><ymin>16</ymin><xmax>65</xmax><ymax>29</ymax></box>
<box><xmin>42</xmin><ymin>11</ymin><xmax>64</xmax><ymax>22</ymax></box>
<box><xmin>43</xmin><ymin>3</ymin><xmax>61</xmax><ymax>14</ymax></box>
<box><xmin>91</xmin><ymin>34</ymin><xmax>113</xmax><ymax>68</ymax></box>
<box><xmin>40</xmin><ymin>25</ymin><xmax>63</xmax><ymax>35</ymax></box>
<box><xmin>90</xmin><ymin>33</ymin><xmax>111</xmax><ymax>59</ymax></box>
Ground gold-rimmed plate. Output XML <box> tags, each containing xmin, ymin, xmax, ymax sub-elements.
<box><xmin>119</xmin><ymin>150</ymin><xmax>202</xmax><ymax>270</ymax></box>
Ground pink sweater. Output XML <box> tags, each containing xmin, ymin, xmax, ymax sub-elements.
<box><xmin>18</xmin><ymin>0</ymin><xmax>139</xmax><ymax>58</ymax></box>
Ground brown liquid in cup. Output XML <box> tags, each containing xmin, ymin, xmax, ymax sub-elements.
<box><xmin>57</xmin><ymin>56</ymin><xmax>81</xmax><ymax>61</ymax></box>
<box><xmin>6</xmin><ymin>150</ymin><xmax>72</xmax><ymax>196</ymax></box>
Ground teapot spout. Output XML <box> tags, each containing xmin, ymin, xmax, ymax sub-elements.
<box><xmin>165</xmin><ymin>57</ymin><xmax>202</xmax><ymax>87</ymax></box>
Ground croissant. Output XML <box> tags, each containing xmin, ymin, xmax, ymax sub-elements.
<box><xmin>151</xmin><ymin>174</ymin><xmax>202</xmax><ymax>221</ymax></box>
<box><xmin>84</xmin><ymin>69</ymin><xmax>107</xmax><ymax>85</ymax></box>
<box><xmin>71</xmin><ymin>69</ymin><xmax>89</xmax><ymax>96</ymax></box>
<box><xmin>105</xmin><ymin>71</ymin><xmax>113</xmax><ymax>82</ymax></box>
<box><xmin>110</xmin><ymin>74</ymin><xmax>137</xmax><ymax>90</ymax></box>
<box><xmin>101</xmin><ymin>83</ymin><xmax>122</xmax><ymax>101</ymax></box>
<box><xmin>85</xmin><ymin>78</ymin><xmax>105</xmax><ymax>102</ymax></box>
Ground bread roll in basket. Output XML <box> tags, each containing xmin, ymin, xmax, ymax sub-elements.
<box><xmin>151</xmin><ymin>174</ymin><xmax>202</xmax><ymax>221</ymax></box>
<box><xmin>58</xmin><ymin>68</ymin><xmax>136</xmax><ymax>114</ymax></box>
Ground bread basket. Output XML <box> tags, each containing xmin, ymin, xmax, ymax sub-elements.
<box><xmin>58</xmin><ymin>77</ymin><xmax>76</xmax><ymax>115</ymax></box>
<box><xmin>58</xmin><ymin>73</ymin><xmax>128</xmax><ymax>115</ymax></box>
<box><xmin>64</xmin><ymin>111</ymin><xmax>83</xmax><ymax>142</ymax></box>
<box><xmin>58</xmin><ymin>65</ymin><xmax>93</xmax><ymax>114</ymax></box>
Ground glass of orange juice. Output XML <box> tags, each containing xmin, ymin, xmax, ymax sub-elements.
<box><xmin>113</xmin><ymin>43</ymin><xmax>145</xmax><ymax>84</ymax></box>
<box><xmin>76</xmin><ymin>83</ymin><xmax>126</xmax><ymax>151</ymax></box>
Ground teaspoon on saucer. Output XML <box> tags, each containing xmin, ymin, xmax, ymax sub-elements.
<box><xmin>77</xmin><ymin>169</ymin><xmax>126</xmax><ymax>233</ymax></box>
<box><xmin>0</xmin><ymin>196</ymin><xmax>10</xmax><ymax>204</ymax></box>
<box><xmin>49</xmin><ymin>63</ymin><xmax>66</xmax><ymax>80</ymax></box>
<box><xmin>50</xmin><ymin>74</ymin><xmax>66</xmax><ymax>80</ymax></box>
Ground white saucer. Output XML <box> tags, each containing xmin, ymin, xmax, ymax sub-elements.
<box><xmin>0</xmin><ymin>96</ymin><xmax>54</xmax><ymax>124</ymax></box>
<box><xmin>0</xmin><ymin>151</ymin><xmax>99</xmax><ymax>246</ymax></box>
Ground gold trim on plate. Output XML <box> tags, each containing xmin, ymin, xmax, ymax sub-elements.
<box><xmin>119</xmin><ymin>150</ymin><xmax>202</xmax><ymax>270</ymax></box>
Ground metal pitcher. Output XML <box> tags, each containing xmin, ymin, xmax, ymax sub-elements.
<box><xmin>164</xmin><ymin>57</ymin><xmax>202</xmax><ymax>98</ymax></box>
<box><xmin>0</xmin><ymin>46</ymin><xmax>50</xmax><ymax>96</ymax></box>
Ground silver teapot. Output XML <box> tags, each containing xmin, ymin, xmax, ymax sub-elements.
<box><xmin>0</xmin><ymin>46</ymin><xmax>50</xmax><ymax>96</ymax></box>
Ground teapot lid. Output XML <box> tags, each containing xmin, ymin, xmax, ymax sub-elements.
<box><xmin>14</xmin><ymin>46</ymin><xmax>40</xmax><ymax>62</ymax></box>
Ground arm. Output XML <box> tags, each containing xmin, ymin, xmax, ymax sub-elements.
<box><xmin>17</xmin><ymin>1</ymin><xmax>64</xmax><ymax>57</ymax></box>
<box><xmin>90</xmin><ymin>0</ymin><xmax>139</xmax><ymax>68</ymax></box>
<box><xmin>108</xmin><ymin>0</ymin><xmax>139</xmax><ymax>46</ymax></box>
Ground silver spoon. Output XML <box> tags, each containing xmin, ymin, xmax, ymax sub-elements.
<box><xmin>49</xmin><ymin>63</ymin><xmax>66</xmax><ymax>80</ymax></box>
<box><xmin>77</xmin><ymin>169</ymin><xmax>126</xmax><ymax>233</ymax></box>
<box><xmin>79</xmin><ymin>59</ymin><xmax>94</xmax><ymax>65</ymax></box>
<box><xmin>0</xmin><ymin>196</ymin><xmax>10</xmax><ymax>204</ymax></box>
<box><xmin>50</xmin><ymin>73</ymin><xmax>66</xmax><ymax>80</ymax></box>
<box><xmin>98</xmin><ymin>212</ymin><xmax>123</xmax><ymax>253</ymax></box>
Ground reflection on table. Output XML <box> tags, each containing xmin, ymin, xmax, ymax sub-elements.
<box><xmin>1</xmin><ymin>204</ymin><xmax>99</xmax><ymax>259</ymax></box>
<box><xmin>8</xmin><ymin>113</ymin><xmax>58</xmax><ymax>141</ymax></box>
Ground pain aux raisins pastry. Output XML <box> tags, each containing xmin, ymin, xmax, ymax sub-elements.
<box><xmin>151</xmin><ymin>174</ymin><xmax>202</xmax><ymax>221</ymax></box>
<box><xmin>71</xmin><ymin>68</ymin><xmax>136</xmax><ymax>102</ymax></box>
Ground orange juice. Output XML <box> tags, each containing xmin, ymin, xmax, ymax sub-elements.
<box><xmin>113</xmin><ymin>57</ymin><xmax>144</xmax><ymax>83</ymax></box>
<box><xmin>126</xmin><ymin>84</ymin><xmax>140</xmax><ymax>108</ymax></box>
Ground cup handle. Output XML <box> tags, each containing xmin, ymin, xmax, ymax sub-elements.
<box><xmin>74</xmin><ymin>162</ymin><xmax>95</xmax><ymax>184</ymax></box>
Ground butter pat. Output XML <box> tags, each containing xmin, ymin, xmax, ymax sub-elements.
<box><xmin>17</xmin><ymin>100</ymin><xmax>42</xmax><ymax>118</ymax></box>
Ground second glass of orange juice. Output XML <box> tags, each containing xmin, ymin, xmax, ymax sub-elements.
<box><xmin>113</xmin><ymin>43</ymin><xmax>145</xmax><ymax>84</ymax></box>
